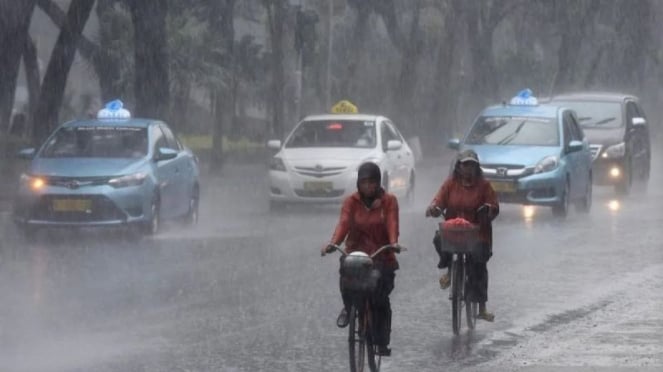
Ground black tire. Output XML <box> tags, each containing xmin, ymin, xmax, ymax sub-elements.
<box><xmin>183</xmin><ymin>185</ymin><xmax>199</xmax><ymax>226</ymax></box>
<box><xmin>142</xmin><ymin>196</ymin><xmax>160</xmax><ymax>235</ymax></box>
<box><xmin>365</xmin><ymin>305</ymin><xmax>379</xmax><ymax>372</ymax></box>
<box><xmin>348</xmin><ymin>305</ymin><xmax>365</xmax><ymax>372</ymax></box>
<box><xmin>466</xmin><ymin>300</ymin><xmax>477</xmax><ymax>330</ymax></box>
<box><xmin>552</xmin><ymin>181</ymin><xmax>570</xmax><ymax>218</ymax></box>
<box><xmin>451</xmin><ymin>260</ymin><xmax>463</xmax><ymax>335</ymax></box>
<box><xmin>575</xmin><ymin>174</ymin><xmax>592</xmax><ymax>214</ymax></box>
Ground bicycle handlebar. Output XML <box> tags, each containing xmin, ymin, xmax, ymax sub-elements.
<box><xmin>322</xmin><ymin>243</ymin><xmax>406</xmax><ymax>258</ymax></box>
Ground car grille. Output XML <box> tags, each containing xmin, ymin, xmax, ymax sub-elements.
<box><xmin>481</xmin><ymin>164</ymin><xmax>532</xmax><ymax>179</ymax></box>
<box><xmin>589</xmin><ymin>144</ymin><xmax>602</xmax><ymax>161</ymax></box>
<box><xmin>30</xmin><ymin>195</ymin><xmax>127</xmax><ymax>223</ymax></box>
<box><xmin>294</xmin><ymin>165</ymin><xmax>347</xmax><ymax>178</ymax></box>
<box><xmin>44</xmin><ymin>175</ymin><xmax>111</xmax><ymax>189</ymax></box>
<box><xmin>294</xmin><ymin>189</ymin><xmax>345</xmax><ymax>198</ymax></box>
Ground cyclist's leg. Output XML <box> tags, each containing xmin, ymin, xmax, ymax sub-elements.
<box><xmin>372</xmin><ymin>268</ymin><xmax>395</xmax><ymax>354</ymax></box>
<box><xmin>337</xmin><ymin>257</ymin><xmax>352</xmax><ymax>327</ymax></box>
<box><xmin>469</xmin><ymin>243</ymin><xmax>494</xmax><ymax>321</ymax></box>
<box><xmin>434</xmin><ymin>232</ymin><xmax>452</xmax><ymax>269</ymax></box>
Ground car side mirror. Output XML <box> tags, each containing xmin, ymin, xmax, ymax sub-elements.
<box><xmin>386</xmin><ymin>140</ymin><xmax>402</xmax><ymax>151</ymax></box>
<box><xmin>567</xmin><ymin>140</ymin><xmax>583</xmax><ymax>153</ymax></box>
<box><xmin>632</xmin><ymin>117</ymin><xmax>646</xmax><ymax>127</ymax></box>
<box><xmin>447</xmin><ymin>138</ymin><xmax>461</xmax><ymax>150</ymax></box>
<box><xmin>155</xmin><ymin>147</ymin><xmax>178</xmax><ymax>161</ymax></box>
<box><xmin>267</xmin><ymin>139</ymin><xmax>282</xmax><ymax>150</ymax></box>
<box><xmin>17</xmin><ymin>148</ymin><xmax>36</xmax><ymax>160</ymax></box>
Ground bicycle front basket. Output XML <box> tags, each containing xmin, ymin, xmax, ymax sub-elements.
<box><xmin>440</xmin><ymin>219</ymin><xmax>480</xmax><ymax>250</ymax></box>
<box><xmin>340</xmin><ymin>252</ymin><xmax>377</xmax><ymax>291</ymax></box>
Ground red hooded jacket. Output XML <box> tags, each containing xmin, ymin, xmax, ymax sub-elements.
<box><xmin>330</xmin><ymin>190</ymin><xmax>399</xmax><ymax>270</ymax></box>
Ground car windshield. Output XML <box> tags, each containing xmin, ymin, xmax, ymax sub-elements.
<box><xmin>553</xmin><ymin>100</ymin><xmax>623</xmax><ymax>128</ymax></box>
<box><xmin>40</xmin><ymin>126</ymin><xmax>148</xmax><ymax>158</ymax></box>
<box><xmin>285</xmin><ymin>120</ymin><xmax>377</xmax><ymax>148</ymax></box>
<box><xmin>466</xmin><ymin>116</ymin><xmax>559</xmax><ymax>146</ymax></box>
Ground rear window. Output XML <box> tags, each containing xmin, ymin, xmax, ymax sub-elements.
<box><xmin>285</xmin><ymin>120</ymin><xmax>376</xmax><ymax>148</ymax></box>
<box><xmin>552</xmin><ymin>101</ymin><xmax>623</xmax><ymax>128</ymax></box>
<box><xmin>466</xmin><ymin>116</ymin><xmax>559</xmax><ymax>146</ymax></box>
<box><xmin>41</xmin><ymin>126</ymin><xmax>148</xmax><ymax>158</ymax></box>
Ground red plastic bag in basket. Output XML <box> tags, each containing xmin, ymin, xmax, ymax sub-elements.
<box><xmin>440</xmin><ymin>218</ymin><xmax>479</xmax><ymax>245</ymax></box>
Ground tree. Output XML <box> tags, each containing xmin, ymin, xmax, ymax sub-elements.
<box><xmin>0</xmin><ymin>0</ymin><xmax>37</xmax><ymax>133</ymax></box>
<box><xmin>32</xmin><ymin>0</ymin><xmax>96</xmax><ymax>144</ymax></box>
<box><xmin>263</xmin><ymin>0</ymin><xmax>288</xmax><ymax>139</ymax></box>
<box><xmin>125</xmin><ymin>0</ymin><xmax>170</xmax><ymax>120</ymax></box>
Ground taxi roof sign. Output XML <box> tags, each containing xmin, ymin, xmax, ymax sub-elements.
<box><xmin>97</xmin><ymin>99</ymin><xmax>131</xmax><ymax>120</ymax></box>
<box><xmin>509</xmin><ymin>89</ymin><xmax>538</xmax><ymax>106</ymax></box>
<box><xmin>331</xmin><ymin>100</ymin><xmax>358</xmax><ymax>114</ymax></box>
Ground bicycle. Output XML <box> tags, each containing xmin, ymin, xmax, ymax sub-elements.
<box><xmin>432</xmin><ymin>207</ymin><xmax>486</xmax><ymax>335</ymax></box>
<box><xmin>323</xmin><ymin>243</ymin><xmax>405</xmax><ymax>372</ymax></box>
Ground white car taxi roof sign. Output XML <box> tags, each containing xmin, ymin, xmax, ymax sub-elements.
<box><xmin>97</xmin><ymin>99</ymin><xmax>131</xmax><ymax>120</ymax></box>
<box><xmin>331</xmin><ymin>100</ymin><xmax>358</xmax><ymax>114</ymax></box>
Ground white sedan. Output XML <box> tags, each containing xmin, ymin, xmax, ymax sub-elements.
<box><xmin>267</xmin><ymin>114</ymin><xmax>416</xmax><ymax>209</ymax></box>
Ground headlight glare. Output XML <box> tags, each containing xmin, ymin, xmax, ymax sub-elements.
<box><xmin>603</xmin><ymin>142</ymin><xmax>625</xmax><ymax>158</ymax></box>
<box><xmin>534</xmin><ymin>156</ymin><xmax>559</xmax><ymax>174</ymax></box>
<box><xmin>21</xmin><ymin>173</ymin><xmax>46</xmax><ymax>191</ymax></box>
<box><xmin>109</xmin><ymin>172</ymin><xmax>147</xmax><ymax>188</ymax></box>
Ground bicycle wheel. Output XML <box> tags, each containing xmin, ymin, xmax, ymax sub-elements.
<box><xmin>348</xmin><ymin>305</ymin><xmax>366</xmax><ymax>372</ymax></box>
<box><xmin>466</xmin><ymin>300</ymin><xmax>477</xmax><ymax>330</ymax></box>
<box><xmin>365</xmin><ymin>301</ymin><xmax>380</xmax><ymax>372</ymax></box>
<box><xmin>451</xmin><ymin>259</ymin><xmax>463</xmax><ymax>335</ymax></box>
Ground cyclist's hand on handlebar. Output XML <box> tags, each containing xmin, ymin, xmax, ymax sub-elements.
<box><xmin>320</xmin><ymin>243</ymin><xmax>336</xmax><ymax>256</ymax></box>
<box><xmin>425</xmin><ymin>205</ymin><xmax>442</xmax><ymax>218</ymax></box>
<box><xmin>391</xmin><ymin>243</ymin><xmax>404</xmax><ymax>253</ymax></box>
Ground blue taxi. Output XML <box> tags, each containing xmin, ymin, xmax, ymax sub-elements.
<box><xmin>13</xmin><ymin>100</ymin><xmax>200</xmax><ymax>235</ymax></box>
<box><xmin>448</xmin><ymin>90</ymin><xmax>593</xmax><ymax>218</ymax></box>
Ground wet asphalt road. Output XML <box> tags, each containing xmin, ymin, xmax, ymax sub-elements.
<box><xmin>0</xmin><ymin>152</ymin><xmax>662</xmax><ymax>372</ymax></box>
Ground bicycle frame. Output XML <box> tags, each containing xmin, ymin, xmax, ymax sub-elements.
<box><xmin>324</xmin><ymin>243</ymin><xmax>404</xmax><ymax>372</ymax></box>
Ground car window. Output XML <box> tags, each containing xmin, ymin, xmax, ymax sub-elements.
<box><xmin>381</xmin><ymin>121</ymin><xmax>401</xmax><ymax>150</ymax></box>
<box><xmin>284</xmin><ymin>120</ymin><xmax>376</xmax><ymax>148</ymax></box>
<box><xmin>567</xmin><ymin>112</ymin><xmax>584</xmax><ymax>141</ymax></box>
<box><xmin>159</xmin><ymin>124</ymin><xmax>181</xmax><ymax>151</ymax></box>
<box><xmin>465</xmin><ymin>116</ymin><xmax>559</xmax><ymax>146</ymax></box>
<box><xmin>152</xmin><ymin>126</ymin><xmax>169</xmax><ymax>153</ymax></box>
<box><xmin>552</xmin><ymin>100</ymin><xmax>622</xmax><ymax>128</ymax></box>
<box><xmin>40</xmin><ymin>126</ymin><xmax>148</xmax><ymax>159</ymax></box>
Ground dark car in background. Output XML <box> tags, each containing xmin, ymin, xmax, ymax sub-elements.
<box><xmin>550</xmin><ymin>93</ymin><xmax>651</xmax><ymax>195</ymax></box>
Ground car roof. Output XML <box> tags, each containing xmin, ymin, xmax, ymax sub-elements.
<box><xmin>301</xmin><ymin>114</ymin><xmax>385</xmax><ymax>122</ymax></box>
<box><xmin>550</xmin><ymin>91</ymin><xmax>638</xmax><ymax>103</ymax></box>
<box><xmin>61</xmin><ymin>118</ymin><xmax>155</xmax><ymax>129</ymax></box>
<box><xmin>481</xmin><ymin>103</ymin><xmax>561</xmax><ymax>119</ymax></box>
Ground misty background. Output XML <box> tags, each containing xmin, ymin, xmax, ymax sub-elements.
<box><xmin>2</xmin><ymin>0</ymin><xmax>663</xmax><ymax>169</ymax></box>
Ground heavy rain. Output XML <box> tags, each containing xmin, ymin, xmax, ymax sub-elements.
<box><xmin>0</xmin><ymin>1</ymin><xmax>662</xmax><ymax>371</ymax></box>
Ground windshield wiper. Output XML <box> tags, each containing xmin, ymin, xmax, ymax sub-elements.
<box><xmin>497</xmin><ymin>120</ymin><xmax>527</xmax><ymax>145</ymax></box>
<box><xmin>578</xmin><ymin>116</ymin><xmax>592</xmax><ymax>122</ymax></box>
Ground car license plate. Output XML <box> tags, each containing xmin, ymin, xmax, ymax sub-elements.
<box><xmin>52</xmin><ymin>199</ymin><xmax>92</xmax><ymax>212</ymax></box>
<box><xmin>303</xmin><ymin>181</ymin><xmax>333</xmax><ymax>191</ymax></box>
<box><xmin>490</xmin><ymin>181</ymin><xmax>516</xmax><ymax>193</ymax></box>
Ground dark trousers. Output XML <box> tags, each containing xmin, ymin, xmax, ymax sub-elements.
<box><xmin>433</xmin><ymin>231</ymin><xmax>491</xmax><ymax>303</ymax></box>
<box><xmin>340</xmin><ymin>266</ymin><xmax>395</xmax><ymax>347</ymax></box>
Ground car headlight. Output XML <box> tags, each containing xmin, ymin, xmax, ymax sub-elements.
<box><xmin>269</xmin><ymin>157</ymin><xmax>286</xmax><ymax>172</ymax></box>
<box><xmin>534</xmin><ymin>156</ymin><xmax>559</xmax><ymax>174</ymax></box>
<box><xmin>602</xmin><ymin>142</ymin><xmax>625</xmax><ymax>158</ymax></box>
<box><xmin>20</xmin><ymin>173</ymin><xmax>46</xmax><ymax>191</ymax></box>
<box><xmin>108</xmin><ymin>172</ymin><xmax>147</xmax><ymax>188</ymax></box>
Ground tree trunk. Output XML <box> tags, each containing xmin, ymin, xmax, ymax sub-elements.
<box><xmin>428</xmin><ymin>0</ymin><xmax>462</xmax><ymax>154</ymax></box>
<box><xmin>0</xmin><ymin>0</ymin><xmax>37</xmax><ymax>133</ymax></box>
<box><xmin>32</xmin><ymin>0</ymin><xmax>95</xmax><ymax>144</ymax></box>
<box><xmin>338</xmin><ymin>3</ymin><xmax>371</xmax><ymax>99</ymax></box>
<box><xmin>94</xmin><ymin>0</ymin><xmax>125</xmax><ymax>101</ymax></box>
<box><xmin>127</xmin><ymin>0</ymin><xmax>170</xmax><ymax>120</ymax></box>
<box><xmin>265</xmin><ymin>0</ymin><xmax>288</xmax><ymax>139</ymax></box>
<box><xmin>208</xmin><ymin>0</ymin><xmax>235</xmax><ymax>173</ymax></box>
<box><xmin>23</xmin><ymin>36</ymin><xmax>41</xmax><ymax>138</ymax></box>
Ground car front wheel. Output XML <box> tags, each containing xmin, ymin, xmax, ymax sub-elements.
<box><xmin>143</xmin><ymin>197</ymin><xmax>160</xmax><ymax>235</ymax></box>
<box><xmin>552</xmin><ymin>181</ymin><xmax>570</xmax><ymax>218</ymax></box>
